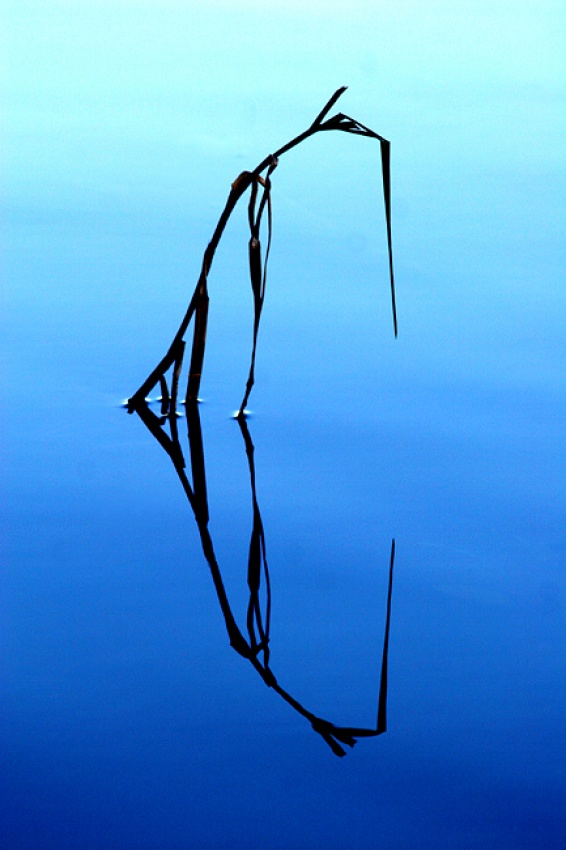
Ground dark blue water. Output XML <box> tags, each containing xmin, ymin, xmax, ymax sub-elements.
<box><xmin>3</xmin><ymin>4</ymin><xmax>565</xmax><ymax>846</ymax></box>
<box><xmin>3</xmin><ymin>193</ymin><xmax>564</xmax><ymax>847</ymax></box>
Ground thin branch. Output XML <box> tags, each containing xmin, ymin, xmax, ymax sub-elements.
<box><xmin>128</xmin><ymin>89</ymin><xmax>397</xmax><ymax>415</ymax></box>
<box><xmin>310</xmin><ymin>85</ymin><xmax>348</xmax><ymax>127</ymax></box>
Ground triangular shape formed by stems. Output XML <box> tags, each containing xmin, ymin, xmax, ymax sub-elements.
<box><xmin>131</xmin><ymin>374</ymin><xmax>395</xmax><ymax>757</ymax></box>
<box><xmin>128</xmin><ymin>88</ymin><xmax>397</xmax><ymax>417</ymax></box>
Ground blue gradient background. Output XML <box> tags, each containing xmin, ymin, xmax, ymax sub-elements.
<box><xmin>2</xmin><ymin>1</ymin><xmax>565</xmax><ymax>847</ymax></box>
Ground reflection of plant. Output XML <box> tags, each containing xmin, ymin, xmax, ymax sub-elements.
<box><xmin>127</xmin><ymin>87</ymin><xmax>396</xmax><ymax>417</ymax></box>
<box><xmin>133</xmin><ymin>385</ymin><xmax>395</xmax><ymax>757</ymax></box>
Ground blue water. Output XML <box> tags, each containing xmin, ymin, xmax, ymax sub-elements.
<box><xmin>3</xmin><ymin>212</ymin><xmax>564</xmax><ymax>846</ymax></box>
<box><xmin>3</xmin><ymin>3</ymin><xmax>565</xmax><ymax>847</ymax></box>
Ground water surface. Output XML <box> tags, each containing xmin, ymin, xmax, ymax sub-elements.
<box><xmin>3</xmin><ymin>2</ymin><xmax>565</xmax><ymax>847</ymax></box>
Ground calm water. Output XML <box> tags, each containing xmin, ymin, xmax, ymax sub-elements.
<box><xmin>3</xmin><ymin>3</ymin><xmax>565</xmax><ymax>847</ymax></box>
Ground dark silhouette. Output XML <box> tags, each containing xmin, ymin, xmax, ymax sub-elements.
<box><xmin>131</xmin><ymin>372</ymin><xmax>395</xmax><ymax>757</ymax></box>
<box><xmin>127</xmin><ymin>87</ymin><xmax>396</xmax><ymax>418</ymax></box>
<box><xmin>126</xmin><ymin>90</ymin><xmax>398</xmax><ymax>754</ymax></box>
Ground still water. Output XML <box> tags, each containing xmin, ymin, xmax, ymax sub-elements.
<box><xmin>3</xmin><ymin>187</ymin><xmax>564</xmax><ymax>848</ymax></box>
<box><xmin>3</xmin><ymin>3</ymin><xmax>565</xmax><ymax>846</ymax></box>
